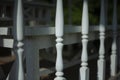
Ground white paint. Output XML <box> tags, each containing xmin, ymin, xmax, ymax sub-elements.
<box><xmin>80</xmin><ymin>0</ymin><xmax>89</xmax><ymax>80</ymax></box>
<box><xmin>97</xmin><ymin>0</ymin><xmax>106</xmax><ymax>80</ymax></box>
<box><xmin>54</xmin><ymin>0</ymin><xmax>66</xmax><ymax>80</ymax></box>
<box><xmin>16</xmin><ymin>0</ymin><xmax>24</xmax><ymax>80</ymax></box>
<box><xmin>55</xmin><ymin>0</ymin><xmax>64</xmax><ymax>37</ymax></box>
<box><xmin>110</xmin><ymin>0</ymin><xmax>117</xmax><ymax>76</ymax></box>
<box><xmin>3</xmin><ymin>39</ymin><xmax>14</xmax><ymax>48</ymax></box>
<box><xmin>81</xmin><ymin>0</ymin><xmax>89</xmax><ymax>35</ymax></box>
<box><xmin>0</xmin><ymin>27</ymin><xmax>9</xmax><ymax>35</ymax></box>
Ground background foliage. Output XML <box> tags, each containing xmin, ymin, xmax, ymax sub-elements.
<box><xmin>51</xmin><ymin>0</ymin><xmax>120</xmax><ymax>25</ymax></box>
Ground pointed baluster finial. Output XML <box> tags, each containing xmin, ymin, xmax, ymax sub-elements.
<box><xmin>80</xmin><ymin>0</ymin><xmax>89</xmax><ymax>80</ymax></box>
<box><xmin>54</xmin><ymin>0</ymin><xmax>66</xmax><ymax>80</ymax></box>
<box><xmin>2</xmin><ymin>6</ymin><xmax>6</xmax><ymax>18</ymax></box>
<box><xmin>110</xmin><ymin>0</ymin><xmax>117</xmax><ymax>76</ymax></box>
<box><xmin>97</xmin><ymin>0</ymin><xmax>106</xmax><ymax>80</ymax></box>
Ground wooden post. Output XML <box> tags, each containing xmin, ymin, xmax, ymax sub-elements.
<box><xmin>80</xmin><ymin>0</ymin><xmax>89</xmax><ymax>80</ymax></box>
<box><xmin>16</xmin><ymin>0</ymin><xmax>24</xmax><ymax>80</ymax></box>
<box><xmin>25</xmin><ymin>42</ymin><xmax>40</xmax><ymax>80</ymax></box>
<box><xmin>54</xmin><ymin>0</ymin><xmax>66</xmax><ymax>80</ymax></box>
<box><xmin>110</xmin><ymin>0</ymin><xmax>117</xmax><ymax>76</ymax></box>
<box><xmin>97</xmin><ymin>0</ymin><xmax>106</xmax><ymax>80</ymax></box>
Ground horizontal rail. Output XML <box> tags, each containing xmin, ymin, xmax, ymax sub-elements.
<box><xmin>0</xmin><ymin>25</ymin><xmax>120</xmax><ymax>36</ymax></box>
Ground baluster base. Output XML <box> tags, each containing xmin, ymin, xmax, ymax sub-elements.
<box><xmin>97</xmin><ymin>59</ymin><xmax>106</xmax><ymax>80</ymax></box>
<box><xmin>110</xmin><ymin>54</ymin><xmax>117</xmax><ymax>76</ymax></box>
<box><xmin>54</xmin><ymin>77</ymin><xmax>66</xmax><ymax>80</ymax></box>
<box><xmin>80</xmin><ymin>67</ymin><xmax>89</xmax><ymax>80</ymax></box>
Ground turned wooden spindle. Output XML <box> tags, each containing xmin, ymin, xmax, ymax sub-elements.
<box><xmin>16</xmin><ymin>0</ymin><xmax>24</xmax><ymax>80</ymax></box>
<box><xmin>80</xmin><ymin>0</ymin><xmax>89</xmax><ymax>80</ymax></box>
<box><xmin>97</xmin><ymin>0</ymin><xmax>106</xmax><ymax>80</ymax></box>
<box><xmin>54</xmin><ymin>0</ymin><xmax>66</xmax><ymax>80</ymax></box>
<box><xmin>110</xmin><ymin>0</ymin><xmax>117</xmax><ymax>77</ymax></box>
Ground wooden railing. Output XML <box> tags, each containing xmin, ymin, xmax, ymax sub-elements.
<box><xmin>0</xmin><ymin>0</ymin><xmax>119</xmax><ymax>80</ymax></box>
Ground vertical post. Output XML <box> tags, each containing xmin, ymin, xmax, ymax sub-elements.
<box><xmin>54</xmin><ymin>0</ymin><xmax>66</xmax><ymax>80</ymax></box>
<box><xmin>110</xmin><ymin>0</ymin><xmax>117</xmax><ymax>76</ymax></box>
<box><xmin>25</xmin><ymin>42</ymin><xmax>39</xmax><ymax>80</ymax></box>
<box><xmin>16</xmin><ymin>0</ymin><xmax>24</xmax><ymax>80</ymax></box>
<box><xmin>80</xmin><ymin>0</ymin><xmax>89</xmax><ymax>80</ymax></box>
<box><xmin>97</xmin><ymin>0</ymin><xmax>106</xmax><ymax>80</ymax></box>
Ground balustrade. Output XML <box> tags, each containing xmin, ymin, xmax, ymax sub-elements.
<box><xmin>0</xmin><ymin>0</ymin><xmax>119</xmax><ymax>80</ymax></box>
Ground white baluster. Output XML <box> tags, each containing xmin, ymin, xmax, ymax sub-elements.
<box><xmin>16</xmin><ymin>0</ymin><xmax>24</xmax><ymax>80</ymax></box>
<box><xmin>110</xmin><ymin>0</ymin><xmax>117</xmax><ymax>76</ymax></box>
<box><xmin>97</xmin><ymin>0</ymin><xmax>106</xmax><ymax>80</ymax></box>
<box><xmin>80</xmin><ymin>0</ymin><xmax>89</xmax><ymax>80</ymax></box>
<box><xmin>54</xmin><ymin>0</ymin><xmax>66</xmax><ymax>80</ymax></box>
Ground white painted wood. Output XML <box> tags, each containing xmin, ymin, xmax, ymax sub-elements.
<box><xmin>3</xmin><ymin>39</ymin><xmax>13</xmax><ymax>48</ymax></box>
<box><xmin>0</xmin><ymin>39</ymin><xmax>14</xmax><ymax>48</ymax></box>
<box><xmin>55</xmin><ymin>0</ymin><xmax>64</xmax><ymax>37</ymax></box>
<box><xmin>16</xmin><ymin>0</ymin><xmax>24</xmax><ymax>80</ymax></box>
<box><xmin>110</xmin><ymin>0</ymin><xmax>117</xmax><ymax>76</ymax></box>
<box><xmin>97</xmin><ymin>0</ymin><xmax>106</xmax><ymax>80</ymax></box>
<box><xmin>80</xmin><ymin>0</ymin><xmax>89</xmax><ymax>80</ymax></box>
<box><xmin>81</xmin><ymin>0</ymin><xmax>89</xmax><ymax>35</ymax></box>
<box><xmin>0</xmin><ymin>27</ymin><xmax>9</xmax><ymax>35</ymax></box>
<box><xmin>54</xmin><ymin>0</ymin><xmax>66</xmax><ymax>80</ymax></box>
